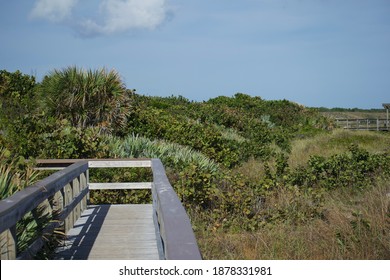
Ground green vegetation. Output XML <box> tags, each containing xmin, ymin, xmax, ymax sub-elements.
<box><xmin>1</xmin><ymin>67</ymin><xmax>389</xmax><ymax>259</ymax></box>
<box><xmin>40</xmin><ymin>67</ymin><xmax>132</xmax><ymax>133</ymax></box>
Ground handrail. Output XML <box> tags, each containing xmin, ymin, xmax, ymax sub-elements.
<box><xmin>0</xmin><ymin>161</ymin><xmax>89</xmax><ymax>259</ymax></box>
<box><xmin>0</xmin><ymin>158</ymin><xmax>201</xmax><ymax>260</ymax></box>
<box><xmin>151</xmin><ymin>159</ymin><xmax>202</xmax><ymax>260</ymax></box>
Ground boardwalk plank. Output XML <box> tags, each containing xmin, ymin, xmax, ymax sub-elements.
<box><xmin>55</xmin><ymin>204</ymin><xmax>160</xmax><ymax>260</ymax></box>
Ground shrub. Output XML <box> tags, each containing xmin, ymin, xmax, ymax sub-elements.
<box><xmin>39</xmin><ymin>66</ymin><xmax>132</xmax><ymax>134</ymax></box>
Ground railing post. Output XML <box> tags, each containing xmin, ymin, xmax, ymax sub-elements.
<box><xmin>80</xmin><ymin>171</ymin><xmax>88</xmax><ymax>211</ymax></box>
<box><xmin>72</xmin><ymin>177</ymin><xmax>81</xmax><ymax>224</ymax></box>
<box><xmin>49</xmin><ymin>190</ymin><xmax>64</xmax><ymax>233</ymax></box>
<box><xmin>86</xmin><ymin>169</ymin><xmax>90</xmax><ymax>203</ymax></box>
<box><xmin>53</xmin><ymin>190</ymin><xmax>64</xmax><ymax>215</ymax></box>
<box><xmin>0</xmin><ymin>226</ymin><xmax>17</xmax><ymax>260</ymax></box>
<box><xmin>64</xmin><ymin>183</ymin><xmax>73</xmax><ymax>233</ymax></box>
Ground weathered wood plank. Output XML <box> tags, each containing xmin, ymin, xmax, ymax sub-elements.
<box><xmin>151</xmin><ymin>159</ymin><xmax>202</xmax><ymax>260</ymax></box>
<box><xmin>55</xmin><ymin>204</ymin><xmax>160</xmax><ymax>260</ymax></box>
<box><xmin>88</xmin><ymin>160</ymin><xmax>152</xmax><ymax>168</ymax></box>
<box><xmin>34</xmin><ymin>159</ymin><xmax>153</xmax><ymax>170</ymax></box>
<box><xmin>89</xmin><ymin>182</ymin><xmax>152</xmax><ymax>190</ymax></box>
<box><xmin>0</xmin><ymin>227</ymin><xmax>16</xmax><ymax>260</ymax></box>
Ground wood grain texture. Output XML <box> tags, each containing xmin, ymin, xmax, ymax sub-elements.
<box><xmin>88</xmin><ymin>182</ymin><xmax>152</xmax><ymax>190</ymax></box>
<box><xmin>55</xmin><ymin>204</ymin><xmax>160</xmax><ymax>260</ymax></box>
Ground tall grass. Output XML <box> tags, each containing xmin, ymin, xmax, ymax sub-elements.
<box><xmin>197</xmin><ymin>179</ymin><xmax>390</xmax><ymax>259</ymax></box>
<box><xmin>199</xmin><ymin>129</ymin><xmax>390</xmax><ymax>259</ymax></box>
<box><xmin>289</xmin><ymin>129</ymin><xmax>390</xmax><ymax>169</ymax></box>
<box><xmin>321</xmin><ymin>111</ymin><xmax>387</xmax><ymax>120</ymax></box>
<box><xmin>234</xmin><ymin>129</ymin><xmax>390</xmax><ymax>182</ymax></box>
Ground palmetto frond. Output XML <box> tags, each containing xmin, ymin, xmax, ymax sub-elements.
<box><xmin>41</xmin><ymin>66</ymin><xmax>130</xmax><ymax>132</ymax></box>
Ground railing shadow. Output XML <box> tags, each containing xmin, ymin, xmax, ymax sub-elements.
<box><xmin>54</xmin><ymin>205</ymin><xmax>110</xmax><ymax>260</ymax></box>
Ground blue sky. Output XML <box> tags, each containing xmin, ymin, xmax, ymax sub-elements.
<box><xmin>1</xmin><ymin>0</ymin><xmax>389</xmax><ymax>109</ymax></box>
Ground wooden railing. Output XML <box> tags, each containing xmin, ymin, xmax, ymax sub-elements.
<box><xmin>335</xmin><ymin>118</ymin><xmax>389</xmax><ymax>131</ymax></box>
<box><xmin>0</xmin><ymin>159</ymin><xmax>201</xmax><ymax>260</ymax></box>
<box><xmin>0</xmin><ymin>161</ymin><xmax>88</xmax><ymax>259</ymax></box>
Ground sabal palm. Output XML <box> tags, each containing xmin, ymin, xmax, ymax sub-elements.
<box><xmin>41</xmin><ymin>66</ymin><xmax>131</xmax><ymax>132</ymax></box>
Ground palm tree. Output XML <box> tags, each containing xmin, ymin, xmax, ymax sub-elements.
<box><xmin>40</xmin><ymin>66</ymin><xmax>132</xmax><ymax>133</ymax></box>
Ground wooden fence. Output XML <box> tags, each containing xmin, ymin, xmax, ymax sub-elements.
<box><xmin>335</xmin><ymin>118</ymin><xmax>389</xmax><ymax>131</ymax></box>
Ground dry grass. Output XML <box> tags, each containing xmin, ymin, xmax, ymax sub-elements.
<box><xmin>321</xmin><ymin>111</ymin><xmax>387</xmax><ymax>120</ymax></box>
<box><xmin>288</xmin><ymin>129</ymin><xmax>390</xmax><ymax>169</ymax></box>
<box><xmin>233</xmin><ymin>129</ymin><xmax>390</xmax><ymax>181</ymax></box>
<box><xmin>232</xmin><ymin>157</ymin><xmax>268</xmax><ymax>183</ymax></box>
<box><xmin>197</xmin><ymin>129</ymin><xmax>390</xmax><ymax>259</ymax></box>
<box><xmin>197</xmin><ymin>180</ymin><xmax>390</xmax><ymax>260</ymax></box>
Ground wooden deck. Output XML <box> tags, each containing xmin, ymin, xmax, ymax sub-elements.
<box><xmin>55</xmin><ymin>204</ymin><xmax>162</xmax><ymax>260</ymax></box>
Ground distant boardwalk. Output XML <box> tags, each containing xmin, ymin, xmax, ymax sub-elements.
<box><xmin>335</xmin><ymin>118</ymin><xmax>389</xmax><ymax>131</ymax></box>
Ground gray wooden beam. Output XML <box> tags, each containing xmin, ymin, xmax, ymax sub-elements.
<box><xmin>151</xmin><ymin>159</ymin><xmax>202</xmax><ymax>260</ymax></box>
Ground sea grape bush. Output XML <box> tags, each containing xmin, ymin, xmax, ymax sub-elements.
<box><xmin>286</xmin><ymin>144</ymin><xmax>390</xmax><ymax>191</ymax></box>
<box><xmin>171</xmin><ymin>144</ymin><xmax>390</xmax><ymax>232</ymax></box>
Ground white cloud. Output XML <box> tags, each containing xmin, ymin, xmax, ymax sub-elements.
<box><xmin>30</xmin><ymin>0</ymin><xmax>169</xmax><ymax>36</ymax></box>
<box><xmin>30</xmin><ymin>0</ymin><xmax>78</xmax><ymax>22</ymax></box>
<box><xmin>81</xmin><ymin>0</ymin><xmax>168</xmax><ymax>35</ymax></box>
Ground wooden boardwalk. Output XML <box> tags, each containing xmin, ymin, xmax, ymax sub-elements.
<box><xmin>335</xmin><ymin>118</ymin><xmax>389</xmax><ymax>131</ymax></box>
<box><xmin>0</xmin><ymin>159</ymin><xmax>202</xmax><ymax>260</ymax></box>
<box><xmin>55</xmin><ymin>204</ymin><xmax>162</xmax><ymax>260</ymax></box>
